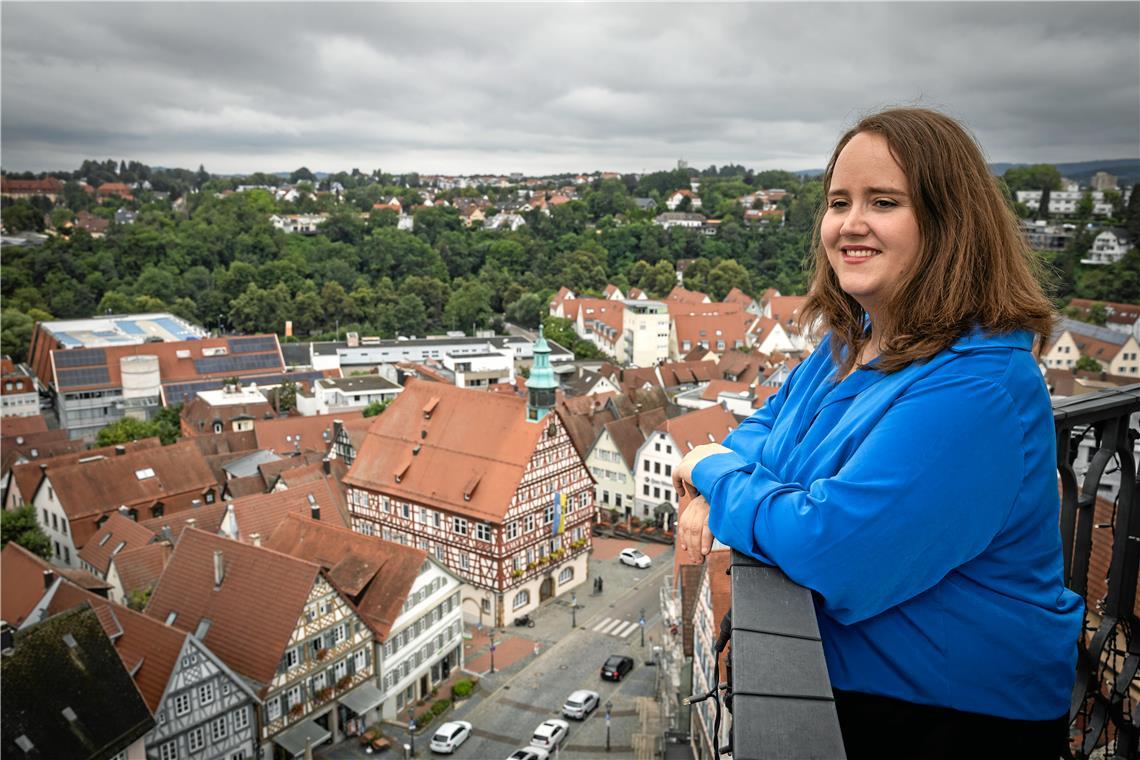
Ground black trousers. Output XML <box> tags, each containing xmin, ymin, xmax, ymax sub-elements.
<box><xmin>834</xmin><ymin>689</ymin><xmax>1070</xmax><ymax>760</ymax></box>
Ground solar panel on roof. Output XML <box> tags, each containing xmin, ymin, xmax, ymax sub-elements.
<box><xmin>56</xmin><ymin>366</ymin><xmax>111</xmax><ymax>388</ymax></box>
<box><xmin>228</xmin><ymin>336</ymin><xmax>278</xmax><ymax>354</ymax></box>
<box><xmin>193</xmin><ymin>352</ymin><xmax>280</xmax><ymax>375</ymax></box>
<box><xmin>54</xmin><ymin>348</ymin><xmax>107</xmax><ymax>368</ymax></box>
<box><xmin>163</xmin><ymin>370</ymin><xmax>324</xmax><ymax>405</ymax></box>
<box><xmin>115</xmin><ymin>321</ymin><xmax>145</xmax><ymax>336</ymax></box>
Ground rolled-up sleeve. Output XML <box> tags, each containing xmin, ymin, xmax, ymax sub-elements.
<box><xmin>690</xmin><ymin>372</ymin><xmax>1026</xmax><ymax>624</ymax></box>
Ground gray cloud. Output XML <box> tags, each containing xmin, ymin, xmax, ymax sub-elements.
<box><xmin>2</xmin><ymin>2</ymin><xmax>1137</xmax><ymax>175</ymax></box>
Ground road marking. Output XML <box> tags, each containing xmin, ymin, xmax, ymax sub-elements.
<box><xmin>616</xmin><ymin>621</ymin><xmax>638</xmax><ymax>638</ymax></box>
<box><xmin>591</xmin><ymin>618</ymin><xmax>610</xmax><ymax>632</ymax></box>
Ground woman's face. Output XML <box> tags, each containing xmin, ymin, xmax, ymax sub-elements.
<box><xmin>822</xmin><ymin>131</ymin><xmax>922</xmax><ymax>325</ymax></box>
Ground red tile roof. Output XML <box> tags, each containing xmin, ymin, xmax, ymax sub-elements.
<box><xmin>9</xmin><ymin>438</ymin><xmax>163</xmax><ymax>511</ymax></box>
<box><xmin>254</xmin><ymin>411</ymin><xmax>362</xmax><ymax>455</ymax></box>
<box><xmin>666</xmin><ymin>286</ymin><xmax>710</xmax><ymax>304</ymax></box>
<box><xmin>1068</xmin><ymin>299</ymin><xmax>1140</xmax><ymax>328</ymax></box>
<box><xmin>700</xmin><ymin>380</ymin><xmax>751</xmax><ymax>402</ymax></box>
<box><xmin>657</xmin><ymin>404</ymin><xmax>738</xmax><ymax>453</ymax></box>
<box><xmin>345</xmin><ymin>379</ymin><xmax>547</xmax><ymax>523</ymax></box>
<box><xmin>1</xmin><ymin>543</ymin><xmax>111</xmax><ymax>626</ymax></box>
<box><xmin>1</xmin><ymin>429</ymin><xmax>83</xmax><ymax>482</ymax></box>
<box><xmin>145</xmin><ymin>529</ymin><xmax>322</xmax><ymax>693</ymax></box>
<box><xmin>603</xmin><ymin>408</ymin><xmax>670</xmax><ymax>470</ymax></box>
<box><xmin>78</xmin><ymin>512</ymin><xmax>156</xmax><ymax>575</ymax></box>
<box><xmin>111</xmin><ymin>541</ymin><xmax>173</xmax><ymax>599</ymax></box>
<box><xmin>769</xmin><ymin>295</ymin><xmax>809</xmax><ymax>330</ymax></box>
<box><xmin>1</xmin><ymin>415</ymin><xmax>48</xmax><ymax>436</ymax></box>
<box><xmin>264</xmin><ymin>513</ymin><xmax>428</xmax><ymax>640</ymax></box>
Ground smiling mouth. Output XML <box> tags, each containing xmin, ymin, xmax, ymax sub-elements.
<box><xmin>842</xmin><ymin>247</ymin><xmax>881</xmax><ymax>258</ymax></box>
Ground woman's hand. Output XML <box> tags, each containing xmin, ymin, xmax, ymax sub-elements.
<box><xmin>673</xmin><ymin>442</ymin><xmax>732</xmax><ymax>499</ymax></box>
<box><xmin>678</xmin><ymin>495</ymin><xmax>714</xmax><ymax>560</ymax></box>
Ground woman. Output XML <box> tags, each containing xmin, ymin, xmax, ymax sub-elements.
<box><xmin>675</xmin><ymin>108</ymin><xmax>1082</xmax><ymax>758</ymax></box>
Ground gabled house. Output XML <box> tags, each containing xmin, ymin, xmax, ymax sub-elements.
<box><xmin>32</xmin><ymin>440</ymin><xmax>218</xmax><ymax>568</ymax></box>
<box><xmin>633</xmin><ymin>405</ymin><xmax>738</xmax><ymax>523</ymax></box>
<box><xmin>180</xmin><ymin>385</ymin><xmax>275</xmax><ymax>437</ymax></box>
<box><xmin>264</xmin><ymin>513</ymin><xmax>466</xmax><ymax>720</ymax></box>
<box><xmin>5</xmin><ymin>437</ymin><xmax>161</xmax><ymax>510</ymax></box>
<box><xmin>146</xmin><ymin>529</ymin><xmax>377</xmax><ymax>757</ymax></box>
<box><xmin>27</xmin><ymin>580</ymin><xmax>260</xmax><ymax>760</ymax></box>
<box><xmin>665</xmin><ymin>189</ymin><xmax>702</xmax><ymax>211</ymax></box>
<box><xmin>77</xmin><ymin>510</ymin><xmax>156</xmax><ymax>579</ymax></box>
<box><xmin>586</xmin><ymin>407</ymin><xmax>670</xmax><ymax>520</ymax></box>
<box><xmin>1043</xmin><ymin>318</ymin><xmax>1140</xmax><ymax>376</ymax></box>
<box><xmin>345</xmin><ymin>336</ymin><xmax>593</xmax><ymax>628</ymax></box>
<box><xmin>2</xmin><ymin>606</ymin><xmax>154</xmax><ymax>760</ymax></box>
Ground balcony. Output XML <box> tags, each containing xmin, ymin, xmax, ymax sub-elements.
<box><xmin>727</xmin><ymin>385</ymin><xmax>1139</xmax><ymax>759</ymax></box>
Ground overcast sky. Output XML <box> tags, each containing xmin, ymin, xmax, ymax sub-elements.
<box><xmin>2</xmin><ymin>2</ymin><xmax>1138</xmax><ymax>176</ymax></box>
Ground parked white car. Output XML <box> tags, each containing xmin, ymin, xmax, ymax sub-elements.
<box><xmin>507</xmin><ymin>748</ymin><xmax>549</xmax><ymax>760</ymax></box>
<box><xmin>430</xmin><ymin>721</ymin><xmax>472</xmax><ymax>754</ymax></box>
<box><xmin>619</xmin><ymin>547</ymin><xmax>652</xmax><ymax>568</ymax></box>
<box><xmin>530</xmin><ymin>719</ymin><xmax>569</xmax><ymax>750</ymax></box>
<box><xmin>562</xmin><ymin>689</ymin><xmax>600</xmax><ymax>720</ymax></box>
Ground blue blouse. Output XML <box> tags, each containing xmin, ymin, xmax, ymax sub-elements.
<box><xmin>691</xmin><ymin>327</ymin><xmax>1083</xmax><ymax>719</ymax></box>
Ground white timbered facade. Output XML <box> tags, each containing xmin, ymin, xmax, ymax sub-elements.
<box><xmin>348</xmin><ymin>413</ymin><xmax>594</xmax><ymax>628</ymax></box>
<box><xmin>378</xmin><ymin>563</ymin><xmax>465</xmax><ymax>718</ymax></box>
<box><xmin>261</xmin><ymin>577</ymin><xmax>375</xmax><ymax>757</ymax></box>
<box><xmin>148</xmin><ymin>636</ymin><xmax>259</xmax><ymax>760</ymax></box>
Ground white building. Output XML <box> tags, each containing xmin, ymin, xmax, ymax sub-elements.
<box><xmin>1081</xmin><ymin>229</ymin><xmax>1134</xmax><ymax>266</ymax></box>
<box><xmin>442</xmin><ymin>350</ymin><xmax>515</xmax><ymax>389</ymax></box>
<box><xmin>296</xmin><ymin>375</ymin><xmax>403</xmax><ymax>416</ymax></box>
<box><xmin>621</xmin><ymin>301</ymin><xmax>671</xmax><ymax>367</ymax></box>
<box><xmin>269</xmin><ymin>213</ymin><xmax>329</xmax><ymax>234</ymax></box>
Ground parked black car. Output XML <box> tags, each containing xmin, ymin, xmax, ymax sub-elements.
<box><xmin>600</xmin><ymin>654</ymin><xmax>634</xmax><ymax>681</ymax></box>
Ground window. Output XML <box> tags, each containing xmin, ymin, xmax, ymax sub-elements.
<box><xmin>174</xmin><ymin>692</ymin><xmax>191</xmax><ymax>716</ymax></box>
<box><xmin>460</xmin><ymin>554</ymin><xmax>470</xmax><ymax>570</ymax></box>
<box><xmin>524</xmin><ymin>514</ymin><xmax>535</xmax><ymax>532</ymax></box>
<box><xmin>558</xmin><ymin>567</ymin><xmax>573</xmax><ymax>584</ymax></box>
<box><xmin>453</xmin><ymin>517</ymin><xmax>468</xmax><ymax>535</ymax></box>
<box><xmin>643</xmin><ymin>460</ymin><xmax>650</xmax><ymax>471</ymax></box>
<box><xmin>231</xmin><ymin>752</ymin><xmax>247</xmax><ymax>760</ymax></box>
<box><xmin>654</xmin><ymin>462</ymin><xmax>661</xmax><ymax>474</ymax></box>
<box><xmin>188</xmin><ymin>727</ymin><xmax>205</xmax><ymax>753</ymax></box>
<box><xmin>482</xmin><ymin>598</ymin><xmax>491</xmax><ymax>613</ymax></box>
<box><xmin>335</xmin><ymin>658</ymin><xmax>348</xmax><ymax>680</ymax></box>
<box><xmin>655</xmin><ymin>442</ymin><xmax>660</xmax><ymax>452</ymax></box>
<box><xmin>544</xmin><ymin>504</ymin><xmax>554</xmax><ymax>524</ymax></box>
<box><xmin>267</xmin><ymin>697</ymin><xmax>282</xmax><ymax>721</ymax></box>
<box><xmin>475</xmin><ymin>523</ymin><xmax>491</xmax><ymax>542</ymax></box>
<box><xmin>211</xmin><ymin>715</ymin><xmax>228</xmax><ymax>741</ymax></box>
<box><xmin>287</xmin><ymin>685</ymin><xmax>302</xmax><ymax>708</ymax></box>
<box><xmin>653</xmin><ymin>486</ymin><xmax>660</xmax><ymax>499</ymax></box>
<box><xmin>354</xmin><ymin>648</ymin><xmax>368</xmax><ymax>672</ymax></box>
<box><xmin>160</xmin><ymin>741</ymin><xmax>178</xmax><ymax>760</ymax></box>
<box><xmin>513</xmin><ymin>589</ymin><xmax>530</xmax><ymax>609</ymax></box>
<box><xmin>285</xmin><ymin>647</ymin><xmax>299</xmax><ymax>669</ymax></box>
<box><xmin>664</xmin><ymin>464</ymin><xmax>672</xmax><ymax>477</ymax></box>
<box><xmin>234</xmin><ymin>706</ymin><xmax>250</xmax><ymax>730</ymax></box>
<box><xmin>199</xmin><ymin>682</ymin><xmax>215</xmax><ymax>705</ymax></box>
<box><xmin>506</xmin><ymin>521</ymin><xmax>519</xmax><ymax>540</ymax></box>
<box><xmin>643</xmin><ymin>484</ymin><xmax>650</xmax><ymax>496</ymax></box>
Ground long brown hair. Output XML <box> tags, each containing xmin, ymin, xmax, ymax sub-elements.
<box><xmin>800</xmin><ymin>107</ymin><xmax>1056</xmax><ymax>375</ymax></box>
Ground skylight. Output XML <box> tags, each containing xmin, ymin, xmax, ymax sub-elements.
<box><xmin>135</xmin><ymin>468</ymin><xmax>155</xmax><ymax>480</ymax></box>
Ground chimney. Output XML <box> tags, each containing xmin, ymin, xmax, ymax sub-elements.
<box><xmin>191</xmin><ymin>499</ymin><xmax>201</xmax><ymax>509</ymax></box>
<box><xmin>213</xmin><ymin>550</ymin><xmax>224</xmax><ymax>588</ymax></box>
<box><xmin>308</xmin><ymin>494</ymin><xmax>320</xmax><ymax>521</ymax></box>
<box><xmin>115</xmin><ymin>445</ymin><xmax>126</xmax><ymax>456</ymax></box>
<box><xmin>250</xmin><ymin>533</ymin><xmax>261</xmax><ymax>547</ymax></box>
<box><xmin>39</xmin><ymin>464</ymin><xmax>47</xmax><ymax>472</ymax></box>
<box><xmin>118</xmin><ymin>505</ymin><xmax>130</xmax><ymax>516</ymax></box>
<box><xmin>42</xmin><ymin>569</ymin><xmax>55</xmax><ymax>590</ymax></box>
<box><xmin>322</xmin><ymin>457</ymin><xmax>331</xmax><ymax>476</ymax></box>
<box><xmin>186</xmin><ymin>518</ymin><xmax>197</xmax><ymax>529</ymax></box>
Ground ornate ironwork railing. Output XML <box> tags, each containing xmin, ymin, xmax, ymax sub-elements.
<box><xmin>727</xmin><ymin>384</ymin><xmax>1139</xmax><ymax>759</ymax></box>
<box><xmin>1055</xmin><ymin>385</ymin><xmax>1139</xmax><ymax>760</ymax></box>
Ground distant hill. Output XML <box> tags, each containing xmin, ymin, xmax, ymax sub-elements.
<box><xmin>989</xmin><ymin>158</ymin><xmax>1140</xmax><ymax>188</ymax></box>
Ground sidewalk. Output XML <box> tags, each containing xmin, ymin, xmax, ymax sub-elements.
<box><xmin>315</xmin><ymin>537</ymin><xmax>672</xmax><ymax>758</ymax></box>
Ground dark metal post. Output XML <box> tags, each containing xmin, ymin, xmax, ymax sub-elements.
<box><xmin>571</xmin><ymin>592</ymin><xmax>577</xmax><ymax>628</ymax></box>
<box><xmin>605</xmin><ymin>700</ymin><xmax>612</xmax><ymax>752</ymax></box>
<box><xmin>409</xmin><ymin>717</ymin><xmax>416</xmax><ymax>756</ymax></box>
<box><xmin>639</xmin><ymin>608</ymin><xmax>646</xmax><ymax>647</ymax></box>
<box><xmin>489</xmin><ymin>630</ymin><xmax>496</xmax><ymax>674</ymax></box>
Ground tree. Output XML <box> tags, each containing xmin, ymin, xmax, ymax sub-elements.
<box><xmin>707</xmin><ymin>259</ymin><xmax>753</xmax><ymax>301</ymax></box>
<box><xmin>1002</xmin><ymin>164</ymin><xmax>1062</xmax><ymax>193</ymax></box>
<box><xmin>1125</xmin><ymin>183</ymin><xmax>1140</xmax><ymax>242</ymax></box>
<box><xmin>289</xmin><ymin>167</ymin><xmax>316</xmax><ymax>184</ymax></box>
<box><xmin>0</xmin><ymin>308</ymin><xmax>36</xmax><ymax>363</ymax></box>
<box><xmin>444</xmin><ymin>280</ymin><xmax>494</xmax><ymax>333</ymax></box>
<box><xmin>1074</xmin><ymin>355</ymin><xmax>1102</xmax><ymax>373</ymax></box>
<box><xmin>363</xmin><ymin>399</ymin><xmax>389</xmax><ymax>417</ymax></box>
<box><xmin>1086</xmin><ymin>303</ymin><xmax>1109</xmax><ymax>326</ymax></box>
<box><xmin>505</xmin><ymin>292</ymin><xmax>545</xmax><ymax>328</ymax></box>
<box><xmin>96</xmin><ymin>416</ymin><xmax>159</xmax><ymax>447</ymax></box>
<box><xmin>1</xmin><ymin>505</ymin><xmax>51</xmax><ymax>559</ymax></box>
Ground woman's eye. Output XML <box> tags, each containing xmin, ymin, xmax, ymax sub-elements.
<box><xmin>827</xmin><ymin>199</ymin><xmax>848</xmax><ymax>209</ymax></box>
<box><xmin>873</xmin><ymin>199</ymin><xmax>897</xmax><ymax>208</ymax></box>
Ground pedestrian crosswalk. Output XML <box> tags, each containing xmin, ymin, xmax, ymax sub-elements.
<box><xmin>592</xmin><ymin>617</ymin><xmax>640</xmax><ymax>638</ymax></box>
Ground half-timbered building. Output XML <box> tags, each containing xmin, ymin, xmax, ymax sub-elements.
<box><xmin>265</xmin><ymin>512</ymin><xmax>465</xmax><ymax>720</ymax></box>
<box><xmin>145</xmin><ymin>529</ymin><xmax>377</xmax><ymax>759</ymax></box>
<box><xmin>344</xmin><ymin>331</ymin><xmax>594</xmax><ymax>627</ymax></box>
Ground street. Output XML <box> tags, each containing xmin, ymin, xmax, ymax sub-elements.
<box><xmin>450</xmin><ymin>540</ymin><xmax>672</xmax><ymax>759</ymax></box>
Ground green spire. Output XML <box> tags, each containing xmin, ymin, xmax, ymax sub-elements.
<box><xmin>526</xmin><ymin>325</ymin><xmax>557</xmax><ymax>421</ymax></box>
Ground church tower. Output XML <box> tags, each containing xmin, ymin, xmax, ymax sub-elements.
<box><xmin>526</xmin><ymin>326</ymin><xmax>558</xmax><ymax>422</ymax></box>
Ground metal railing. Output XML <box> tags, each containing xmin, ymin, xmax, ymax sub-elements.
<box><xmin>726</xmin><ymin>384</ymin><xmax>1139</xmax><ymax>759</ymax></box>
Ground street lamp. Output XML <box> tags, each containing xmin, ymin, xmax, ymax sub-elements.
<box><xmin>570</xmin><ymin>592</ymin><xmax>577</xmax><ymax>628</ymax></box>
<box><xmin>489</xmin><ymin>630</ymin><xmax>497</xmax><ymax>674</ymax></box>
<box><xmin>408</xmin><ymin>717</ymin><xmax>416</xmax><ymax>757</ymax></box>
<box><xmin>639</xmin><ymin>608</ymin><xmax>646</xmax><ymax>648</ymax></box>
<box><xmin>605</xmin><ymin>700</ymin><xmax>613</xmax><ymax>752</ymax></box>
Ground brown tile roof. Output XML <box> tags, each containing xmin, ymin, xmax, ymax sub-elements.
<box><xmin>258</xmin><ymin>450</ymin><xmax>327</xmax><ymax>486</ymax></box>
<box><xmin>0</xmin><ymin>177</ymin><xmax>64</xmax><ymax>194</ymax></box>
<box><xmin>254</xmin><ymin>411</ymin><xmax>361</xmax><ymax>455</ymax></box>
<box><xmin>1</xmin><ymin>429</ymin><xmax>83</xmax><ymax>479</ymax></box>
<box><xmin>264</xmin><ymin>512</ymin><xmax>427</xmax><ymax>640</ymax></box>
<box><xmin>723</xmin><ymin>287</ymin><xmax>755</xmax><ymax>309</ymax></box>
<box><xmin>1068</xmin><ymin>299</ymin><xmax>1140</xmax><ymax>328</ymax></box>
<box><xmin>716</xmin><ymin>349</ymin><xmax>770</xmax><ymax>385</ymax></box>
<box><xmin>345</xmin><ymin>378</ymin><xmax>546</xmax><ymax>523</ymax></box>
<box><xmin>572</xmin><ymin>298</ymin><xmax>625</xmax><ymax>337</ymax></box>
<box><xmin>657</xmin><ymin>404</ymin><xmax>738</xmax><ymax>453</ymax></box>
<box><xmin>222</xmin><ymin>474</ymin><xmax>267</xmax><ymax>498</ymax></box>
<box><xmin>1</xmin><ymin>414</ymin><xmax>48</xmax><ymax>436</ymax></box>
<box><xmin>556</xmin><ymin>392</ymin><xmax>618</xmax><ymax>458</ymax></box>
<box><xmin>10</xmin><ymin>438</ymin><xmax>163</xmax><ymax>511</ymax></box>
<box><xmin>666</xmin><ymin>286</ymin><xmax>710</xmax><ymax>304</ymax></box>
<box><xmin>1043</xmin><ymin>368</ymin><xmax>1137</xmax><ymax>396</ymax></box>
<box><xmin>43</xmin><ymin>440</ymin><xmax>217</xmax><ymax>523</ymax></box>
<box><xmin>78</xmin><ymin>511</ymin><xmax>156</xmax><ymax>575</ymax></box>
<box><xmin>769</xmin><ymin>295</ymin><xmax>809</xmax><ymax>330</ymax></box>
<box><xmin>112</xmin><ymin>541</ymin><xmax>173</xmax><ymax>598</ymax></box>
<box><xmin>656</xmin><ymin>360</ymin><xmax>718</xmax><ymax>388</ymax></box>
<box><xmin>672</xmin><ymin>311</ymin><xmax>750</xmax><ymax>354</ymax></box>
<box><xmin>185</xmin><ymin>429</ymin><xmax>259</xmax><ymax>456</ymax></box>
<box><xmin>701</xmin><ymin>380</ymin><xmax>751</xmax><ymax>402</ymax></box>
<box><xmin>181</xmin><ymin>395</ymin><xmax>275</xmax><ymax>435</ymax></box>
<box><xmin>752</xmin><ymin>386</ymin><xmax>779</xmax><ymax>408</ymax></box>
<box><xmin>603</xmin><ymin>408</ymin><xmax>669</xmax><ymax>470</ymax></box>
<box><xmin>1</xmin><ymin>543</ymin><xmax>110</xmax><ymax>627</ymax></box>
<box><xmin>0</xmin><ymin>374</ymin><xmax>35</xmax><ymax>395</ymax></box>
<box><xmin>145</xmin><ymin>529</ymin><xmax>321</xmax><ymax>693</ymax></box>
<box><xmin>705</xmin><ymin>548</ymin><xmax>734</xmax><ymax>675</ymax></box>
<box><xmin>43</xmin><ymin>581</ymin><xmax>186</xmax><ymax>712</ymax></box>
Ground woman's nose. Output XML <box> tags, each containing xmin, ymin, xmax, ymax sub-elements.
<box><xmin>840</xmin><ymin>205</ymin><xmax>868</xmax><ymax>236</ymax></box>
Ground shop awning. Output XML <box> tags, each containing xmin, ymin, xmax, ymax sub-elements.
<box><xmin>338</xmin><ymin>682</ymin><xmax>385</xmax><ymax>716</ymax></box>
<box><xmin>274</xmin><ymin>718</ymin><xmax>331</xmax><ymax>758</ymax></box>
